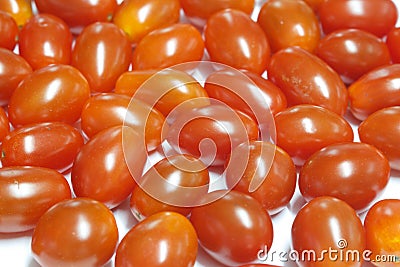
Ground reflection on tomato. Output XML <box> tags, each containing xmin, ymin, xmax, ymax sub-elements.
<box><xmin>0</xmin><ymin>166</ymin><xmax>71</xmax><ymax>233</ymax></box>
<box><xmin>115</xmin><ymin>211</ymin><xmax>198</xmax><ymax>267</ymax></box>
<box><xmin>386</xmin><ymin>27</ymin><xmax>400</xmax><ymax>64</ymax></box>
<box><xmin>204</xmin><ymin>9</ymin><xmax>270</xmax><ymax>74</ymax></box>
<box><xmin>257</xmin><ymin>0</ymin><xmax>320</xmax><ymax>53</ymax></box>
<box><xmin>319</xmin><ymin>0</ymin><xmax>398</xmax><ymax>38</ymax></box>
<box><xmin>0</xmin><ymin>0</ymin><xmax>32</xmax><ymax>27</ymax></box>
<box><xmin>190</xmin><ymin>190</ymin><xmax>273</xmax><ymax>266</ymax></box>
<box><xmin>0</xmin><ymin>11</ymin><xmax>18</xmax><ymax>50</ymax></box>
<box><xmin>31</xmin><ymin>198</ymin><xmax>118</xmax><ymax>267</ymax></box>
<box><xmin>292</xmin><ymin>196</ymin><xmax>366</xmax><ymax>267</ymax></box>
<box><xmin>0</xmin><ymin>107</ymin><xmax>9</xmax><ymax>142</ymax></box>
<box><xmin>8</xmin><ymin>64</ymin><xmax>90</xmax><ymax>127</ymax></box>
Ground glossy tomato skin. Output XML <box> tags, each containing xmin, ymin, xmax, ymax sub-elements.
<box><xmin>0</xmin><ymin>11</ymin><xmax>18</xmax><ymax>50</ymax></box>
<box><xmin>386</xmin><ymin>27</ymin><xmax>400</xmax><ymax>64</ymax></box>
<box><xmin>257</xmin><ymin>0</ymin><xmax>321</xmax><ymax>53</ymax></box>
<box><xmin>190</xmin><ymin>190</ymin><xmax>274</xmax><ymax>266</ymax></box>
<box><xmin>348</xmin><ymin>64</ymin><xmax>400</xmax><ymax>121</ymax></box>
<box><xmin>8</xmin><ymin>64</ymin><xmax>90</xmax><ymax>127</ymax></box>
<box><xmin>1</xmin><ymin>122</ymin><xmax>84</xmax><ymax>172</ymax></box>
<box><xmin>316</xmin><ymin>29</ymin><xmax>391</xmax><ymax>84</ymax></box>
<box><xmin>227</xmin><ymin>141</ymin><xmax>296</xmax><ymax>215</ymax></box>
<box><xmin>31</xmin><ymin>198</ymin><xmax>118</xmax><ymax>267</ymax></box>
<box><xmin>274</xmin><ymin>105</ymin><xmax>354</xmax><ymax>165</ymax></box>
<box><xmin>364</xmin><ymin>199</ymin><xmax>400</xmax><ymax>267</ymax></box>
<box><xmin>0</xmin><ymin>0</ymin><xmax>32</xmax><ymax>27</ymax></box>
<box><xmin>292</xmin><ymin>196</ymin><xmax>366</xmax><ymax>267</ymax></box>
<box><xmin>71</xmin><ymin>126</ymin><xmax>147</xmax><ymax>209</ymax></box>
<box><xmin>72</xmin><ymin>22</ymin><xmax>131</xmax><ymax>93</ymax></box>
<box><xmin>359</xmin><ymin>106</ymin><xmax>400</xmax><ymax>171</ymax></box>
<box><xmin>0</xmin><ymin>107</ymin><xmax>9</xmax><ymax>142</ymax></box>
<box><xmin>204</xmin><ymin>9</ymin><xmax>270</xmax><ymax>74</ymax></box>
<box><xmin>299</xmin><ymin>142</ymin><xmax>390</xmax><ymax>211</ymax></box>
<box><xmin>19</xmin><ymin>14</ymin><xmax>72</xmax><ymax>70</ymax></box>
<box><xmin>0</xmin><ymin>166</ymin><xmax>71</xmax><ymax>233</ymax></box>
<box><xmin>0</xmin><ymin>48</ymin><xmax>32</xmax><ymax>106</ymax></box>
<box><xmin>114</xmin><ymin>70</ymin><xmax>156</xmax><ymax>96</ymax></box>
<box><xmin>115</xmin><ymin>211</ymin><xmax>198</xmax><ymax>267</ymax></box>
<box><xmin>319</xmin><ymin>0</ymin><xmax>398</xmax><ymax>38</ymax></box>
<box><xmin>268</xmin><ymin>47</ymin><xmax>348</xmax><ymax>116</ymax></box>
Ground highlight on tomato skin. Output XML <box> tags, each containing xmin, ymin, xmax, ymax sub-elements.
<box><xmin>0</xmin><ymin>0</ymin><xmax>33</xmax><ymax>27</ymax></box>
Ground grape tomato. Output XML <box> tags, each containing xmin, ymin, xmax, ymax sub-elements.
<box><xmin>0</xmin><ymin>11</ymin><xmax>18</xmax><ymax>50</ymax></box>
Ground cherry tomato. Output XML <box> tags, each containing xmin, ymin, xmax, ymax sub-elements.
<box><xmin>386</xmin><ymin>27</ymin><xmax>400</xmax><ymax>64</ymax></box>
<box><xmin>113</xmin><ymin>0</ymin><xmax>180</xmax><ymax>44</ymax></box>
<box><xmin>316</xmin><ymin>29</ymin><xmax>391</xmax><ymax>84</ymax></box>
<box><xmin>348</xmin><ymin>64</ymin><xmax>400</xmax><ymax>121</ymax></box>
<box><xmin>274</xmin><ymin>104</ymin><xmax>354</xmax><ymax>165</ymax></box>
<box><xmin>19</xmin><ymin>14</ymin><xmax>72</xmax><ymax>70</ymax></box>
<box><xmin>130</xmin><ymin>154</ymin><xmax>209</xmax><ymax>219</ymax></box>
<box><xmin>0</xmin><ymin>11</ymin><xmax>18</xmax><ymax>50</ymax></box>
<box><xmin>34</xmin><ymin>0</ymin><xmax>117</xmax><ymax>31</ymax></box>
<box><xmin>319</xmin><ymin>0</ymin><xmax>398</xmax><ymax>38</ymax></box>
<box><xmin>115</xmin><ymin>70</ymin><xmax>156</xmax><ymax>96</ymax></box>
<box><xmin>226</xmin><ymin>141</ymin><xmax>296</xmax><ymax>215</ymax></box>
<box><xmin>115</xmin><ymin>211</ymin><xmax>198</xmax><ymax>267</ymax></box>
<box><xmin>359</xmin><ymin>106</ymin><xmax>400</xmax><ymax>171</ymax></box>
<box><xmin>0</xmin><ymin>48</ymin><xmax>32</xmax><ymax>106</ymax></box>
<box><xmin>268</xmin><ymin>46</ymin><xmax>348</xmax><ymax>116</ymax></box>
<box><xmin>257</xmin><ymin>0</ymin><xmax>321</xmax><ymax>53</ymax></box>
<box><xmin>0</xmin><ymin>166</ymin><xmax>71</xmax><ymax>233</ymax></box>
<box><xmin>364</xmin><ymin>199</ymin><xmax>400</xmax><ymax>267</ymax></box>
<box><xmin>302</xmin><ymin>0</ymin><xmax>326</xmax><ymax>12</ymax></box>
<box><xmin>0</xmin><ymin>107</ymin><xmax>9</xmax><ymax>142</ymax></box>
<box><xmin>8</xmin><ymin>64</ymin><xmax>90</xmax><ymax>127</ymax></box>
<box><xmin>292</xmin><ymin>196</ymin><xmax>366</xmax><ymax>267</ymax></box>
<box><xmin>31</xmin><ymin>198</ymin><xmax>118</xmax><ymax>267</ymax></box>
<box><xmin>204</xmin><ymin>9</ymin><xmax>271</xmax><ymax>75</ymax></box>
<box><xmin>190</xmin><ymin>190</ymin><xmax>274</xmax><ymax>266</ymax></box>
<box><xmin>299</xmin><ymin>142</ymin><xmax>390</xmax><ymax>211</ymax></box>
<box><xmin>71</xmin><ymin>22</ymin><xmax>131</xmax><ymax>93</ymax></box>
<box><xmin>1</xmin><ymin>122</ymin><xmax>84</xmax><ymax>172</ymax></box>
<box><xmin>71</xmin><ymin>126</ymin><xmax>147</xmax><ymax>209</ymax></box>
<box><xmin>0</xmin><ymin>0</ymin><xmax>32</xmax><ymax>27</ymax></box>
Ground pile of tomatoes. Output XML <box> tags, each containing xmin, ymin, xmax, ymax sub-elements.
<box><xmin>1</xmin><ymin>0</ymin><xmax>400</xmax><ymax>266</ymax></box>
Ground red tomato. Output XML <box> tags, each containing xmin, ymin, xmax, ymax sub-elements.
<box><xmin>130</xmin><ymin>154</ymin><xmax>209</xmax><ymax>219</ymax></box>
<box><xmin>0</xmin><ymin>166</ymin><xmax>71</xmax><ymax>233</ymax></box>
<box><xmin>190</xmin><ymin>190</ymin><xmax>274</xmax><ymax>266</ymax></box>
<box><xmin>19</xmin><ymin>14</ymin><xmax>72</xmax><ymax>70</ymax></box>
<box><xmin>113</xmin><ymin>0</ymin><xmax>180</xmax><ymax>44</ymax></box>
<box><xmin>319</xmin><ymin>0</ymin><xmax>398</xmax><ymax>38</ymax></box>
<box><xmin>316</xmin><ymin>29</ymin><xmax>391</xmax><ymax>84</ymax></box>
<box><xmin>348</xmin><ymin>64</ymin><xmax>400</xmax><ymax>121</ymax></box>
<box><xmin>386</xmin><ymin>27</ymin><xmax>400</xmax><ymax>64</ymax></box>
<box><xmin>115</xmin><ymin>211</ymin><xmax>198</xmax><ymax>267</ymax></box>
<box><xmin>71</xmin><ymin>126</ymin><xmax>147</xmax><ymax>209</ymax></box>
<box><xmin>71</xmin><ymin>22</ymin><xmax>131</xmax><ymax>93</ymax></box>
<box><xmin>204</xmin><ymin>9</ymin><xmax>271</xmax><ymax>74</ymax></box>
<box><xmin>31</xmin><ymin>198</ymin><xmax>119</xmax><ymax>267</ymax></box>
<box><xmin>302</xmin><ymin>0</ymin><xmax>326</xmax><ymax>12</ymax></box>
<box><xmin>0</xmin><ymin>107</ymin><xmax>9</xmax><ymax>142</ymax></box>
<box><xmin>0</xmin><ymin>48</ymin><xmax>32</xmax><ymax>106</ymax></box>
<box><xmin>226</xmin><ymin>141</ymin><xmax>296</xmax><ymax>215</ymax></box>
<box><xmin>268</xmin><ymin>46</ymin><xmax>348</xmax><ymax>116</ymax></box>
<box><xmin>34</xmin><ymin>0</ymin><xmax>117</xmax><ymax>31</ymax></box>
<box><xmin>1</xmin><ymin>122</ymin><xmax>84</xmax><ymax>172</ymax></box>
<box><xmin>257</xmin><ymin>0</ymin><xmax>321</xmax><ymax>53</ymax></box>
<box><xmin>114</xmin><ymin>70</ymin><xmax>156</xmax><ymax>96</ymax></box>
<box><xmin>8</xmin><ymin>64</ymin><xmax>90</xmax><ymax>127</ymax></box>
<box><xmin>292</xmin><ymin>196</ymin><xmax>366</xmax><ymax>267</ymax></box>
<box><xmin>299</xmin><ymin>142</ymin><xmax>390</xmax><ymax>211</ymax></box>
<box><xmin>364</xmin><ymin>199</ymin><xmax>400</xmax><ymax>267</ymax></box>
<box><xmin>0</xmin><ymin>11</ymin><xmax>18</xmax><ymax>50</ymax></box>
<box><xmin>359</xmin><ymin>106</ymin><xmax>400</xmax><ymax>171</ymax></box>
<box><xmin>0</xmin><ymin>0</ymin><xmax>32</xmax><ymax>27</ymax></box>
<box><xmin>274</xmin><ymin>105</ymin><xmax>354</xmax><ymax>165</ymax></box>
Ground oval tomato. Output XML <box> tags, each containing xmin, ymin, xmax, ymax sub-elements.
<box><xmin>0</xmin><ymin>0</ymin><xmax>32</xmax><ymax>27</ymax></box>
<box><xmin>319</xmin><ymin>0</ymin><xmax>398</xmax><ymax>38</ymax></box>
<box><xmin>8</xmin><ymin>64</ymin><xmax>90</xmax><ymax>127</ymax></box>
<box><xmin>71</xmin><ymin>22</ymin><xmax>131</xmax><ymax>93</ymax></box>
<box><xmin>274</xmin><ymin>104</ymin><xmax>354</xmax><ymax>165</ymax></box>
<box><xmin>19</xmin><ymin>13</ymin><xmax>72</xmax><ymax>70</ymax></box>
<box><xmin>204</xmin><ymin>9</ymin><xmax>270</xmax><ymax>74</ymax></box>
<box><xmin>1</xmin><ymin>122</ymin><xmax>84</xmax><ymax>172</ymax></box>
<box><xmin>299</xmin><ymin>142</ymin><xmax>390</xmax><ymax>211</ymax></box>
<box><xmin>115</xmin><ymin>211</ymin><xmax>198</xmax><ymax>267</ymax></box>
<box><xmin>0</xmin><ymin>11</ymin><xmax>18</xmax><ymax>50</ymax></box>
<box><xmin>0</xmin><ymin>166</ymin><xmax>71</xmax><ymax>233</ymax></box>
<box><xmin>0</xmin><ymin>107</ymin><xmax>9</xmax><ymax>142</ymax></box>
<box><xmin>386</xmin><ymin>27</ymin><xmax>400</xmax><ymax>64</ymax></box>
<box><xmin>257</xmin><ymin>0</ymin><xmax>321</xmax><ymax>53</ymax></box>
<box><xmin>31</xmin><ymin>198</ymin><xmax>118</xmax><ymax>267</ymax></box>
<box><xmin>268</xmin><ymin>46</ymin><xmax>348</xmax><ymax>116</ymax></box>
